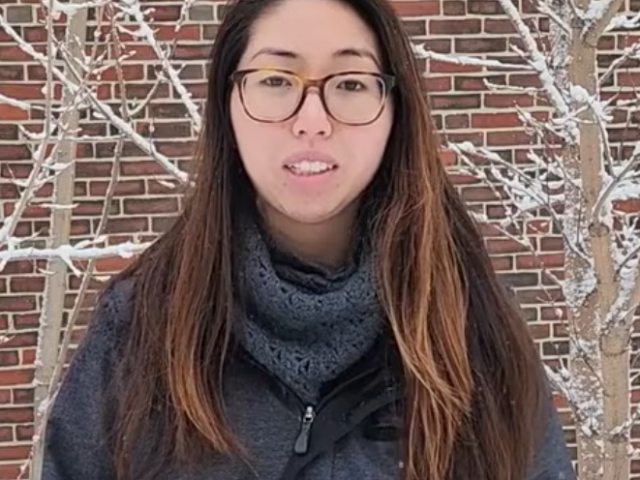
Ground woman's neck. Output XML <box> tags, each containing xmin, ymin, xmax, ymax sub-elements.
<box><xmin>257</xmin><ymin>201</ymin><xmax>358</xmax><ymax>270</ymax></box>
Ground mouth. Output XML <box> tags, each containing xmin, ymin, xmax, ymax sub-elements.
<box><xmin>282</xmin><ymin>151</ymin><xmax>339</xmax><ymax>177</ymax></box>
<box><xmin>285</xmin><ymin>160</ymin><xmax>338</xmax><ymax>176</ymax></box>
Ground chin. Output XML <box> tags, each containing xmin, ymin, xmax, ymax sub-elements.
<box><xmin>280</xmin><ymin>208</ymin><xmax>340</xmax><ymax>225</ymax></box>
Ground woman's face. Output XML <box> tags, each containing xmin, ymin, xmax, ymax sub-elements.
<box><xmin>231</xmin><ymin>0</ymin><xmax>393</xmax><ymax>228</ymax></box>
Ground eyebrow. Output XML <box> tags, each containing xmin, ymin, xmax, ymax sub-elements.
<box><xmin>249</xmin><ymin>47</ymin><xmax>381</xmax><ymax>68</ymax></box>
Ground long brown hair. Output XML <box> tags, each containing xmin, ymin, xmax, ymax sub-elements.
<box><xmin>103</xmin><ymin>0</ymin><xmax>548</xmax><ymax>479</ymax></box>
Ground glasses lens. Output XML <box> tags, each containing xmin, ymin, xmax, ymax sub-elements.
<box><xmin>325</xmin><ymin>73</ymin><xmax>387</xmax><ymax>124</ymax></box>
<box><xmin>241</xmin><ymin>70</ymin><xmax>302</xmax><ymax>121</ymax></box>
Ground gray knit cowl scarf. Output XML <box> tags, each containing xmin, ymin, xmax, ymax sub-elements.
<box><xmin>233</xmin><ymin>213</ymin><xmax>384</xmax><ymax>405</ymax></box>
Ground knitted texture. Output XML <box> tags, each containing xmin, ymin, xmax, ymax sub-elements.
<box><xmin>233</xmin><ymin>214</ymin><xmax>384</xmax><ymax>404</ymax></box>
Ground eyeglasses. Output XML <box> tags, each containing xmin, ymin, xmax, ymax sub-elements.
<box><xmin>230</xmin><ymin>68</ymin><xmax>396</xmax><ymax>126</ymax></box>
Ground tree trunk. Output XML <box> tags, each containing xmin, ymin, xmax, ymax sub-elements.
<box><xmin>561</xmin><ymin>1</ymin><xmax>630</xmax><ymax>479</ymax></box>
<box><xmin>30</xmin><ymin>5</ymin><xmax>88</xmax><ymax>480</ymax></box>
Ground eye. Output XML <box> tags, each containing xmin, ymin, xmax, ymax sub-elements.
<box><xmin>338</xmin><ymin>79</ymin><xmax>367</xmax><ymax>91</ymax></box>
<box><xmin>260</xmin><ymin>75</ymin><xmax>293</xmax><ymax>88</ymax></box>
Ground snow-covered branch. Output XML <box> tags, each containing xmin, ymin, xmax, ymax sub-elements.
<box><xmin>606</xmin><ymin>11</ymin><xmax>640</xmax><ymax>31</ymax></box>
<box><xmin>412</xmin><ymin>44</ymin><xmax>532</xmax><ymax>71</ymax></box>
<box><xmin>0</xmin><ymin>13</ymin><xmax>190</xmax><ymax>186</ymax></box>
<box><xmin>115</xmin><ymin>0</ymin><xmax>202</xmax><ymax>132</ymax></box>
<box><xmin>599</xmin><ymin>42</ymin><xmax>640</xmax><ymax>86</ymax></box>
<box><xmin>582</xmin><ymin>0</ymin><xmax>626</xmax><ymax>39</ymax></box>
<box><xmin>495</xmin><ymin>0</ymin><xmax>577</xmax><ymax>142</ymax></box>
<box><xmin>593</xmin><ymin>141</ymin><xmax>640</xmax><ymax>219</ymax></box>
<box><xmin>0</xmin><ymin>242</ymin><xmax>150</xmax><ymax>270</ymax></box>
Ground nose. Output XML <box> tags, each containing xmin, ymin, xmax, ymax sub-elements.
<box><xmin>291</xmin><ymin>90</ymin><xmax>333</xmax><ymax>138</ymax></box>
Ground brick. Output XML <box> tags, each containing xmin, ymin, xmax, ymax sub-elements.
<box><xmin>123</xmin><ymin>197</ymin><xmax>179</xmax><ymax>215</ymax></box>
<box><xmin>120</xmin><ymin>160</ymin><xmax>171</xmax><ymax>176</ymax></box>
<box><xmin>0</xmin><ymin>124</ymin><xmax>18</xmax><ymax>140</ymax></box>
<box><xmin>0</xmin><ymin>369</ymin><xmax>33</xmax><ymax>386</ymax></box>
<box><xmin>152</xmin><ymin>216</ymin><xmax>178</xmax><ymax>232</ymax></box>
<box><xmin>75</xmin><ymin>199</ymin><xmax>120</xmax><ymax>216</ymax></box>
<box><xmin>430</xmin><ymin>19</ymin><xmax>481</xmax><ymax>35</ymax></box>
<box><xmin>16</xmin><ymin>424</ymin><xmax>34</xmax><ymax>441</ymax></box>
<box><xmin>468</xmin><ymin>0</ymin><xmax>504</xmax><ymax>14</ymax></box>
<box><xmin>88</xmin><ymin>180</ymin><xmax>146</xmax><ymax>197</ymax></box>
<box><xmin>445</xmin><ymin>114</ymin><xmax>469</xmax><ymax>129</ymax></box>
<box><xmin>5</xmin><ymin>5</ymin><xmax>33</xmax><ymax>22</ymax></box>
<box><xmin>454</xmin><ymin>74</ymin><xmax>506</xmax><ymax>91</ymax></box>
<box><xmin>421</xmin><ymin>38</ymin><xmax>451</xmax><ymax>53</ymax></box>
<box><xmin>543</xmin><ymin>341</ymin><xmax>569</xmax><ymax>356</ymax></box>
<box><xmin>23</xmin><ymin>348</ymin><xmax>36</xmax><ymax>366</ymax></box>
<box><xmin>23</xmin><ymin>25</ymin><xmax>66</xmax><ymax>43</ymax></box>
<box><xmin>159</xmin><ymin>24</ymin><xmax>202</xmax><ymax>41</ymax></box>
<box><xmin>485</xmin><ymin>93</ymin><xmax>535</xmax><ymax>108</ymax></box>
<box><xmin>173</xmin><ymin>45</ymin><xmax>212</xmax><ymax>61</ymax></box>
<box><xmin>455</xmin><ymin>37</ymin><xmax>507</xmax><ymax>53</ymax></box>
<box><xmin>0</xmin><ymin>426</ymin><xmax>12</xmax><ymax>442</ymax></box>
<box><xmin>443</xmin><ymin>1</ymin><xmax>466</xmax><ymax>15</ymax></box>
<box><xmin>0</xmin><ymin>144</ymin><xmax>32</xmax><ymax>161</ymax></box>
<box><xmin>0</xmin><ymin>465</ymin><xmax>20</xmax><ymax>480</ymax></box>
<box><xmin>0</xmin><ymin>104</ymin><xmax>29</xmax><ymax>121</ymax></box>
<box><xmin>0</xmin><ymin>45</ymin><xmax>43</xmax><ymax>62</ymax></box>
<box><xmin>0</xmin><ymin>333</ymin><xmax>37</xmax><ymax>349</ymax></box>
<box><xmin>98</xmin><ymin>64</ymin><xmax>145</xmax><ymax>82</ymax></box>
<box><xmin>0</xmin><ymin>296</ymin><xmax>37</xmax><ymax>312</ymax></box>
<box><xmin>0</xmin><ymin>390</ymin><xmax>10</xmax><ymax>404</ymax></box>
<box><xmin>487</xmin><ymin>130</ymin><xmax>534</xmax><ymax>146</ymax></box>
<box><xmin>0</xmin><ymin>407</ymin><xmax>33</xmax><ymax>423</ymax></box>
<box><xmin>484</xmin><ymin>19</ymin><xmax>514</xmax><ymax>34</ymax></box>
<box><xmin>429</xmin><ymin>60</ymin><xmax>482</xmax><ymax>74</ymax></box>
<box><xmin>446</xmin><ymin>131</ymin><xmax>483</xmax><ymax>144</ymax></box>
<box><xmin>431</xmin><ymin>94</ymin><xmax>481</xmax><ymax>110</ymax></box>
<box><xmin>149</xmin><ymin>103</ymin><xmax>191</xmax><ymax>119</ymax></box>
<box><xmin>13</xmin><ymin>388</ymin><xmax>34</xmax><ymax>404</ymax></box>
<box><xmin>202</xmin><ymin>24</ymin><xmax>219</xmax><ymax>40</ymax></box>
<box><xmin>189</xmin><ymin>3</ymin><xmax>214</xmax><ymax>20</ymax></box>
<box><xmin>392</xmin><ymin>1</ymin><xmax>440</xmax><ymax>16</ymax></box>
<box><xmin>149</xmin><ymin>5</ymin><xmax>181</xmax><ymax>21</ymax></box>
<box><xmin>0</xmin><ymin>64</ymin><xmax>24</xmax><ymax>81</ymax></box>
<box><xmin>95</xmin><ymin>256</ymin><xmax>135</xmax><ymax>273</ymax></box>
<box><xmin>402</xmin><ymin>20</ymin><xmax>427</xmax><ymax>36</ymax></box>
<box><xmin>180</xmin><ymin>82</ymin><xmax>208</xmax><ymax>99</ymax></box>
<box><xmin>0</xmin><ymin>351</ymin><xmax>19</xmax><ymax>367</ymax></box>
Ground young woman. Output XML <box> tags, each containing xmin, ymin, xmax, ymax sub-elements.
<box><xmin>43</xmin><ymin>0</ymin><xmax>576</xmax><ymax>479</ymax></box>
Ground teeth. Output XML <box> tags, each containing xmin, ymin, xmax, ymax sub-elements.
<box><xmin>288</xmin><ymin>160</ymin><xmax>334</xmax><ymax>175</ymax></box>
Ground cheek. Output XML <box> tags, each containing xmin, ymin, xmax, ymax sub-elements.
<box><xmin>348</xmin><ymin>112</ymin><xmax>393</xmax><ymax>173</ymax></box>
<box><xmin>231</xmin><ymin>92</ymin><xmax>281</xmax><ymax>171</ymax></box>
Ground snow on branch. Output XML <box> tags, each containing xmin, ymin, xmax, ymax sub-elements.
<box><xmin>582</xmin><ymin>0</ymin><xmax>625</xmax><ymax>38</ymax></box>
<box><xmin>494</xmin><ymin>0</ymin><xmax>577</xmax><ymax>141</ymax></box>
<box><xmin>115</xmin><ymin>0</ymin><xmax>202</xmax><ymax>132</ymax></box>
<box><xmin>42</xmin><ymin>0</ymin><xmax>108</xmax><ymax>19</ymax></box>
<box><xmin>0</xmin><ymin>14</ymin><xmax>190</xmax><ymax>185</ymax></box>
<box><xmin>412</xmin><ymin>44</ymin><xmax>532</xmax><ymax>71</ymax></box>
<box><xmin>0</xmin><ymin>242</ymin><xmax>151</xmax><ymax>273</ymax></box>
<box><xmin>593</xmin><ymin>141</ymin><xmax>640</xmax><ymax>219</ymax></box>
<box><xmin>600</xmin><ymin>42</ymin><xmax>640</xmax><ymax>87</ymax></box>
<box><xmin>606</xmin><ymin>11</ymin><xmax>640</xmax><ymax>31</ymax></box>
<box><xmin>0</xmin><ymin>93</ymin><xmax>32</xmax><ymax>111</ymax></box>
<box><xmin>535</xmin><ymin>0</ymin><xmax>571</xmax><ymax>35</ymax></box>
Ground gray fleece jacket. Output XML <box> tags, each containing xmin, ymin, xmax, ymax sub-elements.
<box><xmin>43</xmin><ymin>279</ymin><xmax>577</xmax><ymax>480</ymax></box>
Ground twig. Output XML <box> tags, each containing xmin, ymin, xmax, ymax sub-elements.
<box><xmin>412</xmin><ymin>44</ymin><xmax>532</xmax><ymax>71</ymax></box>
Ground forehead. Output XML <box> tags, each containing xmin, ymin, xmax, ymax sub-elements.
<box><xmin>240</xmin><ymin>0</ymin><xmax>381</xmax><ymax>69</ymax></box>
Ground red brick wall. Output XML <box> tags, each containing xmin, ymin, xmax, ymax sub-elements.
<box><xmin>1</xmin><ymin>0</ymin><xmax>639</xmax><ymax>477</ymax></box>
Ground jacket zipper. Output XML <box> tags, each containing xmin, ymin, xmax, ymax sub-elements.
<box><xmin>238</xmin><ymin>348</ymin><xmax>384</xmax><ymax>455</ymax></box>
<box><xmin>293</xmin><ymin>405</ymin><xmax>316</xmax><ymax>454</ymax></box>
<box><xmin>289</xmin><ymin>363</ymin><xmax>388</xmax><ymax>454</ymax></box>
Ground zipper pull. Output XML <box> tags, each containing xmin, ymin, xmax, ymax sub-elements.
<box><xmin>294</xmin><ymin>406</ymin><xmax>316</xmax><ymax>455</ymax></box>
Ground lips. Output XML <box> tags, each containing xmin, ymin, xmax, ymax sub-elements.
<box><xmin>282</xmin><ymin>150</ymin><xmax>339</xmax><ymax>175</ymax></box>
